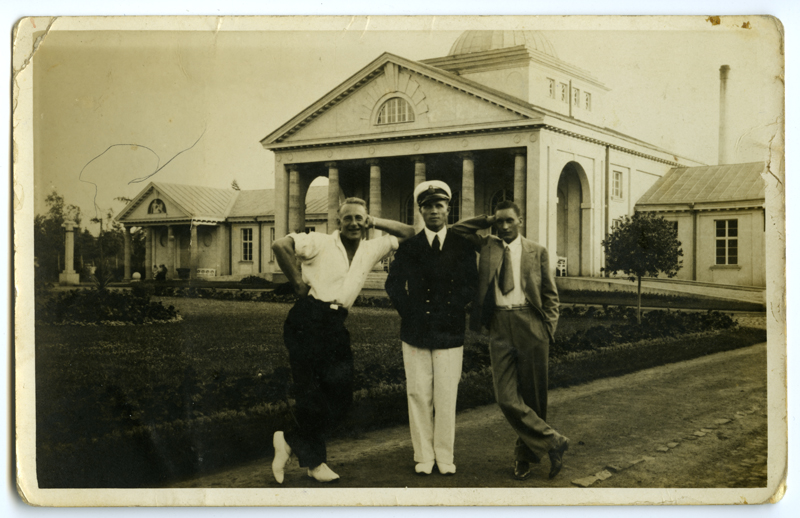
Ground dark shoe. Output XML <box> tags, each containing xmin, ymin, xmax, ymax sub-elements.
<box><xmin>548</xmin><ymin>435</ymin><xmax>570</xmax><ymax>479</ymax></box>
<box><xmin>514</xmin><ymin>461</ymin><xmax>531</xmax><ymax>480</ymax></box>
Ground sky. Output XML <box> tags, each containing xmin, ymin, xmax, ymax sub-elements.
<box><xmin>31</xmin><ymin>18</ymin><xmax>782</xmax><ymax>228</ymax></box>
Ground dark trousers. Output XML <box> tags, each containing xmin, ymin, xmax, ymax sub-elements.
<box><xmin>489</xmin><ymin>308</ymin><xmax>561</xmax><ymax>462</ymax></box>
<box><xmin>283</xmin><ymin>296</ymin><xmax>353</xmax><ymax>468</ymax></box>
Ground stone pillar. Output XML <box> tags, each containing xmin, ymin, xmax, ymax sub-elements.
<box><xmin>58</xmin><ymin>220</ymin><xmax>80</xmax><ymax>285</ymax></box>
<box><xmin>167</xmin><ymin>225</ymin><xmax>175</xmax><ymax>279</ymax></box>
<box><xmin>326</xmin><ymin>162</ymin><xmax>340</xmax><ymax>232</ymax></box>
<box><xmin>525</xmin><ymin>138</ymin><xmax>548</xmax><ymax>244</ymax></box>
<box><xmin>287</xmin><ymin>165</ymin><xmax>303</xmax><ymax>234</ymax></box>
<box><xmin>413</xmin><ymin>156</ymin><xmax>426</xmax><ymax>231</ymax></box>
<box><xmin>189</xmin><ymin>223</ymin><xmax>198</xmax><ymax>279</ymax></box>
<box><xmin>460</xmin><ymin>152</ymin><xmax>475</xmax><ymax>221</ymax></box>
<box><xmin>123</xmin><ymin>226</ymin><xmax>132</xmax><ymax>280</ymax></box>
<box><xmin>513</xmin><ymin>151</ymin><xmax>527</xmax><ymax>229</ymax></box>
<box><xmin>367</xmin><ymin>159</ymin><xmax>382</xmax><ymax>239</ymax></box>
<box><xmin>719</xmin><ymin>65</ymin><xmax>730</xmax><ymax>166</ymax></box>
<box><xmin>145</xmin><ymin>227</ymin><xmax>153</xmax><ymax>279</ymax></box>
<box><xmin>274</xmin><ymin>163</ymin><xmax>289</xmax><ymax>243</ymax></box>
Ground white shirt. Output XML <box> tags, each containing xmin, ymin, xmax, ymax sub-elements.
<box><xmin>423</xmin><ymin>226</ymin><xmax>447</xmax><ymax>249</ymax></box>
<box><xmin>494</xmin><ymin>235</ymin><xmax>527</xmax><ymax>307</ymax></box>
<box><xmin>290</xmin><ymin>230</ymin><xmax>399</xmax><ymax>309</ymax></box>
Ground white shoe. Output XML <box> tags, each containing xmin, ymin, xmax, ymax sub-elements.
<box><xmin>272</xmin><ymin>431</ymin><xmax>292</xmax><ymax>484</ymax></box>
<box><xmin>437</xmin><ymin>462</ymin><xmax>456</xmax><ymax>475</ymax></box>
<box><xmin>307</xmin><ymin>463</ymin><xmax>340</xmax><ymax>482</ymax></box>
<box><xmin>415</xmin><ymin>461</ymin><xmax>435</xmax><ymax>475</ymax></box>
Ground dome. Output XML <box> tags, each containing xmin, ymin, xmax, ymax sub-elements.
<box><xmin>448</xmin><ymin>30</ymin><xmax>558</xmax><ymax>59</ymax></box>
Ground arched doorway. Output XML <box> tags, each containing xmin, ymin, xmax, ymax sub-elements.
<box><xmin>556</xmin><ymin>162</ymin><xmax>589</xmax><ymax>276</ymax></box>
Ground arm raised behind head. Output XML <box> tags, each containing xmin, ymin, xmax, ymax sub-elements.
<box><xmin>369</xmin><ymin>216</ymin><xmax>416</xmax><ymax>244</ymax></box>
<box><xmin>451</xmin><ymin>214</ymin><xmax>496</xmax><ymax>250</ymax></box>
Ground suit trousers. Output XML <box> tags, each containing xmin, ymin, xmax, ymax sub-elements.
<box><xmin>402</xmin><ymin>342</ymin><xmax>463</xmax><ymax>465</ymax></box>
<box><xmin>283</xmin><ymin>297</ymin><xmax>353</xmax><ymax>468</ymax></box>
<box><xmin>489</xmin><ymin>307</ymin><xmax>560</xmax><ymax>462</ymax></box>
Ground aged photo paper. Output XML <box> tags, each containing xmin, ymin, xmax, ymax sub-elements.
<box><xmin>13</xmin><ymin>15</ymin><xmax>786</xmax><ymax>507</ymax></box>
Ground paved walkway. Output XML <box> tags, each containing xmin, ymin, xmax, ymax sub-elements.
<box><xmin>172</xmin><ymin>342</ymin><xmax>768</xmax><ymax>489</ymax></box>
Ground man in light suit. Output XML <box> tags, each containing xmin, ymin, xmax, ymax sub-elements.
<box><xmin>386</xmin><ymin>180</ymin><xmax>478</xmax><ymax>476</ymax></box>
<box><xmin>452</xmin><ymin>200</ymin><xmax>569</xmax><ymax>480</ymax></box>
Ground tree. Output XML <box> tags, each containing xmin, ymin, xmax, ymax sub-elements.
<box><xmin>601</xmin><ymin>211</ymin><xmax>683</xmax><ymax>323</ymax></box>
<box><xmin>231</xmin><ymin>179</ymin><xmax>241</xmax><ymax>191</ymax></box>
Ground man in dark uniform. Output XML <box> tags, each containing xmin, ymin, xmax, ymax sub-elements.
<box><xmin>385</xmin><ymin>180</ymin><xmax>478</xmax><ymax>475</ymax></box>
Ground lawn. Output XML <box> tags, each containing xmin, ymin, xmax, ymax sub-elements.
<box><xmin>35</xmin><ymin>296</ymin><xmax>764</xmax><ymax>487</ymax></box>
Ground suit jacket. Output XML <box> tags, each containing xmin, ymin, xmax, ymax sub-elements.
<box><xmin>385</xmin><ymin>230</ymin><xmax>478</xmax><ymax>350</ymax></box>
<box><xmin>451</xmin><ymin>215</ymin><xmax>560</xmax><ymax>341</ymax></box>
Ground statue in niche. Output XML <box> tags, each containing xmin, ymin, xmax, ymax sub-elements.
<box><xmin>149</xmin><ymin>199</ymin><xmax>166</xmax><ymax>214</ymax></box>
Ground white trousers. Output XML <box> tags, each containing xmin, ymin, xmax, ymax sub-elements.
<box><xmin>402</xmin><ymin>342</ymin><xmax>464</xmax><ymax>465</ymax></box>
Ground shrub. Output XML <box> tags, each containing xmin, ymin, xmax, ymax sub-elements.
<box><xmin>37</xmin><ymin>289</ymin><xmax>179</xmax><ymax>324</ymax></box>
<box><xmin>239</xmin><ymin>275</ymin><xmax>273</xmax><ymax>287</ymax></box>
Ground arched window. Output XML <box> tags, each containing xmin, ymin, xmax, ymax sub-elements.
<box><xmin>489</xmin><ymin>189</ymin><xmax>514</xmax><ymax>214</ymax></box>
<box><xmin>403</xmin><ymin>193</ymin><xmax>416</xmax><ymax>225</ymax></box>
<box><xmin>376</xmin><ymin>97</ymin><xmax>415</xmax><ymax>125</ymax></box>
<box><xmin>447</xmin><ymin>191</ymin><xmax>461</xmax><ymax>226</ymax></box>
<box><xmin>148</xmin><ymin>199</ymin><xmax>166</xmax><ymax>214</ymax></box>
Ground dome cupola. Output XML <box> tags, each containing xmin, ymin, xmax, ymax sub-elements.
<box><xmin>448</xmin><ymin>30</ymin><xmax>558</xmax><ymax>59</ymax></box>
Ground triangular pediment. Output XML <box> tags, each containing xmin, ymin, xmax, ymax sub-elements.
<box><xmin>116</xmin><ymin>183</ymin><xmax>193</xmax><ymax>224</ymax></box>
<box><xmin>262</xmin><ymin>53</ymin><xmax>543</xmax><ymax>147</ymax></box>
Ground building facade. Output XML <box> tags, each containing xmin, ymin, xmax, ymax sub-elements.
<box><xmin>261</xmin><ymin>31</ymin><xmax>703</xmax><ymax>279</ymax></box>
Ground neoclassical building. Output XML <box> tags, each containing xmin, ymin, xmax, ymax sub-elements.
<box><xmin>117</xmin><ymin>31</ymin><xmax>765</xmax><ymax>288</ymax></box>
<box><xmin>261</xmin><ymin>30</ymin><xmax>703</xmax><ymax>280</ymax></box>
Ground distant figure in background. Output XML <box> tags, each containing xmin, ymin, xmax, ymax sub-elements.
<box><xmin>270</xmin><ymin>197</ymin><xmax>415</xmax><ymax>484</ymax></box>
<box><xmin>155</xmin><ymin>264</ymin><xmax>167</xmax><ymax>282</ymax></box>
<box><xmin>152</xmin><ymin>264</ymin><xmax>159</xmax><ymax>280</ymax></box>
<box><xmin>385</xmin><ymin>180</ymin><xmax>478</xmax><ymax>476</ymax></box>
<box><xmin>452</xmin><ymin>201</ymin><xmax>568</xmax><ymax>481</ymax></box>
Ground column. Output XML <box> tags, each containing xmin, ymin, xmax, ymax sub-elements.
<box><xmin>287</xmin><ymin>165</ymin><xmax>303</xmax><ymax>234</ymax></box>
<box><xmin>58</xmin><ymin>220</ymin><xmax>80</xmax><ymax>285</ymax></box>
<box><xmin>167</xmin><ymin>225</ymin><xmax>175</xmax><ymax>279</ymax></box>
<box><xmin>326</xmin><ymin>162</ymin><xmax>340</xmax><ymax>232</ymax></box>
<box><xmin>460</xmin><ymin>152</ymin><xmax>475</xmax><ymax>221</ymax></box>
<box><xmin>189</xmin><ymin>223</ymin><xmax>198</xmax><ymax>280</ymax></box>
<box><xmin>412</xmin><ymin>156</ymin><xmax>426</xmax><ymax>231</ymax></box>
<box><xmin>145</xmin><ymin>227</ymin><xmax>153</xmax><ymax>279</ymax></box>
<box><xmin>525</xmin><ymin>139</ymin><xmax>548</xmax><ymax>244</ymax></box>
<box><xmin>368</xmin><ymin>159</ymin><xmax>382</xmax><ymax>239</ymax></box>
<box><xmin>274</xmin><ymin>162</ymin><xmax>289</xmax><ymax>243</ymax></box>
<box><xmin>513</xmin><ymin>151</ymin><xmax>527</xmax><ymax>230</ymax></box>
<box><xmin>123</xmin><ymin>226</ymin><xmax>132</xmax><ymax>280</ymax></box>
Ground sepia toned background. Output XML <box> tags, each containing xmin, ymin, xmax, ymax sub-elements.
<box><xmin>6</xmin><ymin>0</ymin><xmax>800</xmax><ymax>515</ymax></box>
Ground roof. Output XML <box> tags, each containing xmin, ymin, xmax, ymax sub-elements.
<box><xmin>260</xmin><ymin>52</ymin><xmax>699</xmax><ymax>166</ymax></box>
<box><xmin>227</xmin><ymin>185</ymin><xmax>328</xmax><ymax>218</ymax></box>
<box><xmin>636</xmin><ymin>162</ymin><xmax>765</xmax><ymax>206</ymax></box>
<box><xmin>151</xmin><ymin>182</ymin><xmax>238</xmax><ymax>219</ymax></box>
<box><xmin>448</xmin><ymin>30</ymin><xmax>558</xmax><ymax>59</ymax></box>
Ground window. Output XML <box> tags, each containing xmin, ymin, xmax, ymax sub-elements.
<box><xmin>242</xmin><ymin>228</ymin><xmax>253</xmax><ymax>261</ymax></box>
<box><xmin>612</xmin><ymin>218</ymin><xmax>623</xmax><ymax>230</ymax></box>
<box><xmin>376</xmin><ymin>97</ymin><xmax>414</xmax><ymax>125</ymax></box>
<box><xmin>447</xmin><ymin>191</ymin><xmax>461</xmax><ymax>226</ymax></box>
<box><xmin>612</xmin><ymin>171</ymin><xmax>623</xmax><ymax>199</ymax></box>
<box><xmin>560</xmin><ymin>83</ymin><xmax>568</xmax><ymax>103</ymax></box>
<box><xmin>548</xmin><ymin>78</ymin><xmax>555</xmax><ymax>98</ymax></box>
<box><xmin>573</xmin><ymin>88</ymin><xmax>580</xmax><ymax>107</ymax></box>
<box><xmin>585</xmin><ymin>92</ymin><xmax>592</xmax><ymax>111</ymax></box>
<box><xmin>669</xmin><ymin>221</ymin><xmax>678</xmax><ymax>235</ymax></box>
<box><xmin>715</xmin><ymin>219</ymin><xmax>738</xmax><ymax>265</ymax></box>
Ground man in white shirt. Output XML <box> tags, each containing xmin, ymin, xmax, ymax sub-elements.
<box><xmin>270</xmin><ymin>197</ymin><xmax>414</xmax><ymax>484</ymax></box>
<box><xmin>452</xmin><ymin>200</ymin><xmax>569</xmax><ymax>481</ymax></box>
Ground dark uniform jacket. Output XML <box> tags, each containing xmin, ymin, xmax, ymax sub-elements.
<box><xmin>385</xmin><ymin>230</ymin><xmax>478</xmax><ymax>350</ymax></box>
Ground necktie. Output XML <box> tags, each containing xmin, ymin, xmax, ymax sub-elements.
<box><xmin>432</xmin><ymin>234</ymin><xmax>441</xmax><ymax>253</ymax></box>
<box><xmin>500</xmin><ymin>246</ymin><xmax>514</xmax><ymax>295</ymax></box>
